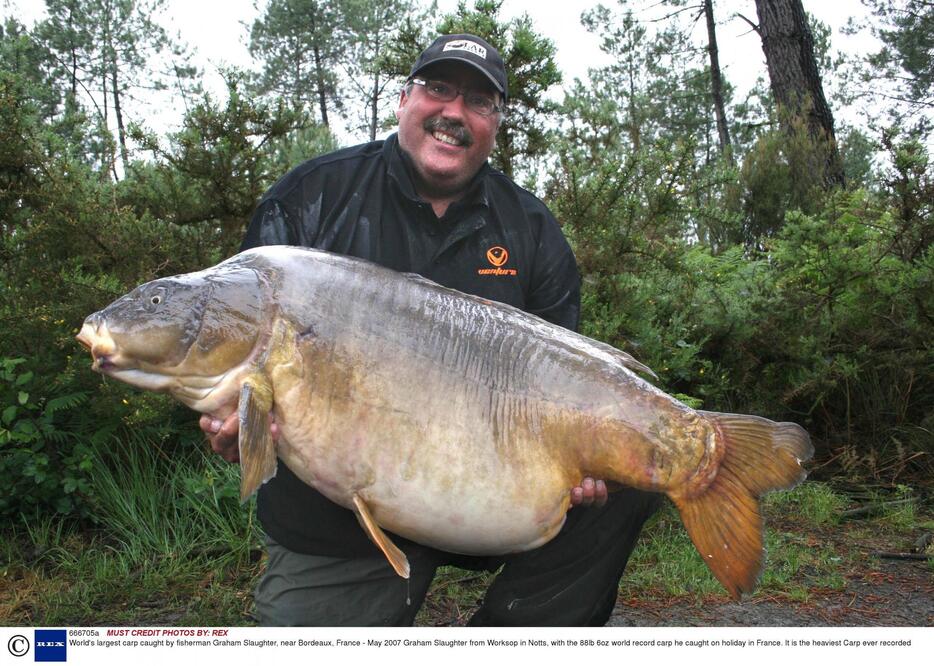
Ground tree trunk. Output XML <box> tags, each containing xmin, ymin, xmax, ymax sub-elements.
<box><xmin>111</xmin><ymin>58</ymin><xmax>128</xmax><ymax>173</ymax></box>
<box><xmin>704</xmin><ymin>0</ymin><xmax>732</xmax><ymax>165</ymax></box>
<box><xmin>62</xmin><ymin>2</ymin><xmax>79</xmax><ymax>98</ymax></box>
<box><xmin>99</xmin><ymin>2</ymin><xmax>118</xmax><ymax>182</ymax></box>
<box><xmin>369</xmin><ymin>30</ymin><xmax>383</xmax><ymax>142</ymax></box>
<box><xmin>494</xmin><ymin>126</ymin><xmax>514</xmax><ymax>180</ymax></box>
<box><xmin>70</xmin><ymin>48</ymin><xmax>78</xmax><ymax>99</ymax></box>
<box><xmin>626</xmin><ymin>54</ymin><xmax>640</xmax><ymax>152</ymax></box>
<box><xmin>293</xmin><ymin>45</ymin><xmax>303</xmax><ymax>112</ymax></box>
<box><xmin>312</xmin><ymin>42</ymin><xmax>330</xmax><ymax>128</ymax></box>
<box><xmin>370</xmin><ymin>69</ymin><xmax>379</xmax><ymax>142</ymax></box>
<box><xmin>99</xmin><ymin>71</ymin><xmax>118</xmax><ymax>182</ymax></box>
<box><xmin>754</xmin><ymin>0</ymin><xmax>845</xmax><ymax>187</ymax></box>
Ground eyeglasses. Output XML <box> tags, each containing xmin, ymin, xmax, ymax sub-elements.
<box><xmin>409</xmin><ymin>77</ymin><xmax>503</xmax><ymax>117</ymax></box>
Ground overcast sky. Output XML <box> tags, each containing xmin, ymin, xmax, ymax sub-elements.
<box><xmin>7</xmin><ymin>0</ymin><xmax>877</xmax><ymax>142</ymax></box>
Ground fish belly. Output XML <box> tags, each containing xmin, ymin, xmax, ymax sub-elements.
<box><xmin>271</xmin><ymin>348</ymin><xmax>579</xmax><ymax>555</ymax></box>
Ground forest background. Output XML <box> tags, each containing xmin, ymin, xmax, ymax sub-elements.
<box><xmin>0</xmin><ymin>0</ymin><xmax>931</xmax><ymax>611</ymax></box>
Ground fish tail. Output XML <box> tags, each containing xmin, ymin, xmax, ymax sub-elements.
<box><xmin>670</xmin><ymin>412</ymin><xmax>813</xmax><ymax>600</ymax></box>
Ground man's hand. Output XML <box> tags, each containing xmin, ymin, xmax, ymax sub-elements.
<box><xmin>569</xmin><ymin>477</ymin><xmax>608</xmax><ymax>508</ymax></box>
<box><xmin>199</xmin><ymin>413</ymin><xmax>281</xmax><ymax>464</ymax></box>
<box><xmin>200</xmin><ymin>413</ymin><xmax>241</xmax><ymax>463</ymax></box>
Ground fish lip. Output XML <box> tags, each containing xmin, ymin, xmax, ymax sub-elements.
<box><xmin>75</xmin><ymin>333</ymin><xmax>92</xmax><ymax>351</ymax></box>
<box><xmin>93</xmin><ymin>357</ymin><xmax>120</xmax><ymax>373</ymax></box>
<box><xmin>75</xmin><ymin>322</ymin><xmax>97</xmax><ymax>352</ymax></box>
<box><xmin>76</xmin><ymin>321</ymin><xmax>134</xmax><ymax>375</ymax></box>
<box><xmin>94</xmin><ymin>358</ymin><xmax>111</xmax><ymax>372</ymax></box>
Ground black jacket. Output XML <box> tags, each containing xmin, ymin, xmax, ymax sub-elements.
<box><xmin>242</xmin><ymin>133</ymin><xmax>581</xmax><ymax>557</ymax></box>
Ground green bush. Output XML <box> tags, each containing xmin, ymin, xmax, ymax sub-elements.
<box><xmin>0</xmin><ymin>356</ymin><xmax>93</xmax><ymax>517</ymax></box>
<box><xmin>0</xmin><ymin>62</ymin><xmax>318</xmax><ymax>522</ymax></box>
<box><xmin>553</xmin><ymin>134</ymin><xmax>932</xmax><ymax>480</ymax></box>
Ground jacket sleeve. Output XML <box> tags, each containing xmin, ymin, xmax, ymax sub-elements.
<box><xmin>525</xmin><ymin>212</ymin><xmax>582</xmax><ymax>332</ymax></box>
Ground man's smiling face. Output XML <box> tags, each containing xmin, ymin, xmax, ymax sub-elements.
<box><xmin>396</xmin><ymin>62</ymin><xmax>501</xmax><ymax>201</ymax></box>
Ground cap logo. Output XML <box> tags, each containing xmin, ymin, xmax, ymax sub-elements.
<box><xmin>443</xmin><ymin>39</ymin><xmax>487</xmax><ymax>59</ymax></box>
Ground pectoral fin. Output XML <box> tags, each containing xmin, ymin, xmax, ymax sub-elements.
<box><xmin>238</xmin><ymin>378</ymin><xmax>278</xmax><ymax>502</ymax></box>
<box><xmin>352</xmin><ymin>494</ymin><xmax>410</xmax><ymax>578</ymax></box>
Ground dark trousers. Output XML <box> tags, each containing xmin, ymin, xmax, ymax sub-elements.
<box><xmin>254</xmin><ymin>488</ymin><xmax>661</xmax><ymax>627</ymax></box>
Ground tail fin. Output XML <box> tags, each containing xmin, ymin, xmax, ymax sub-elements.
<box><xmin>670</xmin><ymin>412</ymin><xmax>813</xmax><ymax>600</ymax></box>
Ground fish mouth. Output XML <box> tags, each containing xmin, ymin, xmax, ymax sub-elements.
<box><xmin>76</xmin><ymin>318</ymin><xmax>239</xmax><ymax>404</ymax></box>
<box><xmin>75</xmin><ymin>326</ymin><xmax>94</xmax><ymax>352</ymax></box>
<box><xmin>77</xmin><ymin>322</ymin><xmax>112</xmax><ymax>371</ymax></box>
<box><xmin>77</xmin><ymin>321</ymin><xmax>127</xmax><ymax>375</ymax></box>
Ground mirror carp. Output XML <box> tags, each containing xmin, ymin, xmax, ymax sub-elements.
<box><xmin>77</xmin><ymin>246</ymin><xmax>813</xmax><ymax>599</ymax></box>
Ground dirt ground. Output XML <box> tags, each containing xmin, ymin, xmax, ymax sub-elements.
<box><xmin>607</xmin><ymin>556</ymin><xmax>933</xmax><ymax>627</ymax></box>
<box><xmin>606</xmin><ymin>486</ymin><xmax>934</xmax><ymax>628</ymax></box>
<box><xmin>417</xmin><ymin>548</ymin><xmax>933</xmax><ymax>628</ymax></box>
<box><xmin>418</xmin><ymin>486</ymin><xmax>934</xmax><ymax>628</ymax></box>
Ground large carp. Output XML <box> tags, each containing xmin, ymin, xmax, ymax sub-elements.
<box><xmin>76</xmin><ymin>246</ymin><xmax>812</xmax><ymax>599</ymax></box>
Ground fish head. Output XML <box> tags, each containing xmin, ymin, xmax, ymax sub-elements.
<box><xmin>76</xmin><ymin>263</ymin><xmax>266</xmax><ymax>406</ymax></box>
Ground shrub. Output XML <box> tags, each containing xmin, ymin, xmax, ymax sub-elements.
<box><xmin>0</xmin><ymin>356</ymin><xmax>93</xmax><ymax>517</ymax></box>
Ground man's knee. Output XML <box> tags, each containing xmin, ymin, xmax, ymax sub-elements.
<box><xmin>469</xmin><ymin>489</ymin><xmax>662</xmax><ymax>626</ymax></box>
<box><xmin>254</xmin><ymin>538</ymin><xmax>438</xmax><ymax>626</ymax></box>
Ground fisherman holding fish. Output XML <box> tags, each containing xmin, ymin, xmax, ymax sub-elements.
<box><xmin>79</xmin><ymin>31</ymin><xmax>812</xmax><ymax>626</ymax></box>
<box><xmin>199</xmin><ymin>34</ymin><xmax>662</xmax><ymax>626</ymax></box>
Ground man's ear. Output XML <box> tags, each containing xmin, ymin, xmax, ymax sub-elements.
<box><xmin>396</xmin><ymin>90</ymin><xmax>407</xmax><ymax>120</ymax></box>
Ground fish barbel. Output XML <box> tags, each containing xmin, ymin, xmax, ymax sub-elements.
<box><xmin>76</xmin><ymin>246</ymin><xmax>812</xmax><ymax>599</ymax></box>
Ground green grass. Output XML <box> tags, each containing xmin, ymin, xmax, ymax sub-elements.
<box><xmin>873</xmin><ymin>484</ymin><xmax>919</xmax><ymax>530</ymax></box>
<box><xmin>1</xmin><ymin>529</ymin><xmax>260</xmax><ymax>625</ymax></box>
<box><xmin>621</xmin><ymin>482</ymin><xmax>857</xmax><ymax>601</ymax></box>
<box><xmin>416</xmin><ymin>567</ymin><xmax>497</xmax><ymax>626</ymax></box>
<box><xmin>763</xmin><ymin>481</ymin><xmax>848</xmax><ymax>525</ymax></box>
<box><xmin>2</xmin><ymin>466</ymin><xmax>930</xmax><ymax>625</ymax></box>
<box><xmin>88</xmin><ymin>432</ymin><xmax>259</xmax><ymax>564</ymax></box>
<box><xmin>622</xmin><ymin>502</ymin><xmax>723</xmax><ymax>598</ymax></box>
<box><xmin>0</xmin><ymin>436</ymin><xmax>263</xmax><ymax>626</ymax></box>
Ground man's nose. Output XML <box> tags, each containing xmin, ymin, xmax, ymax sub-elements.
<box><xmin>439</xmin><ymin>91</ymin><xmax>470</xmax><ymax>118</ymax></box>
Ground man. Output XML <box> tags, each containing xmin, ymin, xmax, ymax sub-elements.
<box><xmin>201</xmin><ymin>34</ymin><xmax>660</xmax><ymax>626</ymax></box>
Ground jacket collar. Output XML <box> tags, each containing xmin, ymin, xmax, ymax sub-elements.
<box><xmin>383</xmin><ymin>133</ymin><xmax>491</xmax><ymax>214</ymax></box>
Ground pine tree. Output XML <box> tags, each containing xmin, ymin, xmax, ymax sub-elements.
<box><xmin>341</xmin><ymin>0</ymin><xmax>424</xmax><ymax>141</ymax></box>
<box><xmin>753</xmin><ymin>0</ymin><xmax>846</xmax><ymax>188</ymax></box>
<box><xmin>35</xmin><ymin>0</ymin><xmax>194</xmax><ymax>178</ymax></box>
<box><xmin>249</xmin><ymin>0</ymin><xmax>347</xmax><ymax>128</ymax></box>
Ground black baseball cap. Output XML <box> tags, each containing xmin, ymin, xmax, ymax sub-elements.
<box><xmin>409</xmin><ymin>34</ymin><xmax>508</xmax><ymax>102</ymax></box>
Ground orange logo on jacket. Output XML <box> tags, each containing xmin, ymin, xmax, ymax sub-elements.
<box><xmin>486</xmin><ymin>246</ymin><xmax>509</xmax><ymax>267</ymax></box>
<box><xmin>478</xmin><ymin>246</ymin><xmax>517</xmax><ymax>276</ymax></box>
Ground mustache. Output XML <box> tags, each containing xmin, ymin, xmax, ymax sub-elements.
<box><xmin>423</xmin><ymin>117</ymin><xmax>474</xmax><ymax>147</ymax></box>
